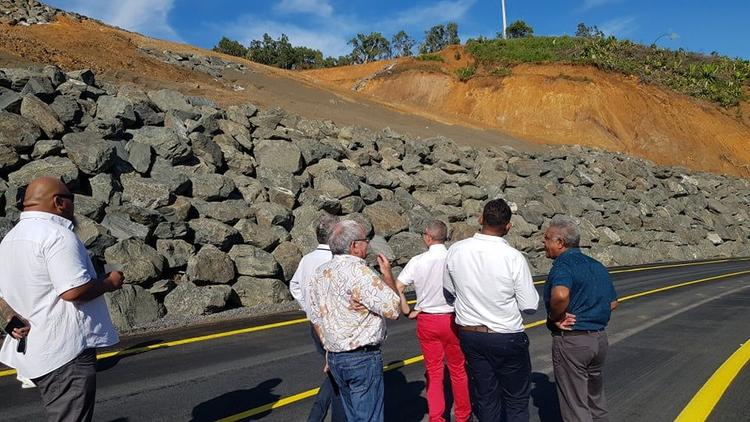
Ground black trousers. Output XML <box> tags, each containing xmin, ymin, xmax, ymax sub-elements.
<box><xmin>32</xmin><ymin>348</ymin><xmax>97</xmax><ymax>422</ymax></box>
<box><xmin>308</xmin><ymin>324</ymin><xmax>346</xmax><ymax>422</ymax></box>
<box><xmin>459</xmin><ymin>331</ymin><xmax>531</xmax><ymax>422</ymax></box>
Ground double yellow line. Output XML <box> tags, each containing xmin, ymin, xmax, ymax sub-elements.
<box><xmin>0</xmin><ymin>258</ymin><xmax>745</xmax><ymax>379</ymax></box>
<box><xmin>216</xmin><ymin>268</ymin><xmax>750</xmax><ymax>421</ymax></box>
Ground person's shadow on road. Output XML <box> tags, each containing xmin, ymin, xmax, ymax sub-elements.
<box><xmin>95</xmin><ymin>340</ymin><xmax>164</xmax><ymax>372</ymax></box>
<box><xmin>530</xmin><ymin>372</ymin><xmax>562</xmax><ymax>422</ymax></box>
<box><xmin>384</xmin><ymin>369</ymin><xmax>427</xmax><ymax>422</ymax></box>
<box><xmin>191</xmin><ymin>378</ymin><xmax>282</xmax><ymax>421</ymax></box>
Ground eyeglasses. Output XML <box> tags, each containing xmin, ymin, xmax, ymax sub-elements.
<box><xmin>351</xmin><ymin>238</ymin><xmax>370</xmax><ymax>244</ymax></box>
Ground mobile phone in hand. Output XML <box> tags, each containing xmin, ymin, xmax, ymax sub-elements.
<box><xmin>3</xmin><ymin>316</ymin><xmax>27</xmax><ymax>354</ymax></box>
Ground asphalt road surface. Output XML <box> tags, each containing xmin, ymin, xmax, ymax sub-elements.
<box><xmin>2</xmin><ymin>258</ymin><xmax>749</xmax><ymax>422</ymax></box>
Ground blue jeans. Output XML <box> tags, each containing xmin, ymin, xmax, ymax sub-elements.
<box><xmin>327</xmin><ymin>348</ymin><xmax>384</xmax><ymax>422</ymax></box>
<box><xmin>309</xmin><ymin>325</ymin><xmax>345</xmax><ymax>422</ymax></box>
<box><xmin>459</xmin><ymin>331</ymin><xmax>532</xmax><ymax>422</ymax></box>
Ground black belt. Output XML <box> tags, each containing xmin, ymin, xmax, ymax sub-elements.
<box><xmin>333</xmin><ymin>344</ymin><xmax>381</xmax><ymax>353</ymax></box>
<box><xmin>551</xmin><ymin>329</ymin><xmax>604</xmax><ymax>337</ymax></box>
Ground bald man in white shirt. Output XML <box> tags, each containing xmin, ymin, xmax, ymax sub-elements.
<box><xmin>444</xmin><ymin>199</ymin><xmax>539</xmax><ymax>422</ymax></box>
<box><xmin>0</xmin><ymin>177</ymin><xmax>123</xmax><ymax>422</ymax></box>
<box><xmin>397</xmin><ymin>220</ymin><xmax>471</xmax><ymax>422</ymax></box>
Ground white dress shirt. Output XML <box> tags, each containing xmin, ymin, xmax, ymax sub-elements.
<box><xmin>289</xmin><ymin>244</ymin><xmax>332</xmax><ymax>317</ymax></box>
<box><xmin>398</xmin><ymin>244</ymin><xmax>454</xmax><ymax>314</ymax></box>
<box><xmin>443</xmin><ymin>233</ymin><xmax>539</xmax><ymax>333</ymax></box>
<box><xmin>0</xmin><ymin>211</ymin><xmax>119</xmax><ymax>379</ymax></box>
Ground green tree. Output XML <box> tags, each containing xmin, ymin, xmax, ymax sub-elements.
<box><xmin>349</xmin><ymin>32</ymin><xmax>391</xmax><ymax>64</ymax></box>
<box><xmin>506</xmin><ymin>20</ymin><xmax>534</xmax><ymax>38</ymax></box>
<box><xmin>419</xmin><ymin>22</ymin><xmax>460</xmax><ymax>54</ymax></box>
<box><xmin>575</xmin><ymin>22</ymin><xmax>604</xmax><ymax>39</ymax></box>
<box><xmin>446</xmin><ymin>22</ymin><xmax>460</xmax><ymax>45</ymax></box>
<box><xmin>213</xmin><ymin>37</ymin><xmax>247</xmax><ymax>57</ymax></box>
<box><xmin>391</xmin><ymin>30</ymin><xmax>415</xmax><ymax>57</ymax></box>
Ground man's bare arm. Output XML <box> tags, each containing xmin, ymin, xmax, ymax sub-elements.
<box><xmin>0</xmin><ymin>297</ymin><xmax>15</xmax><ymax>323</ymax></box>
<box><xmin>0</xmin><ymin>298</ymin><xmax>31</xmax><ymax>339</ymax></box>
<box><xmin>549</xmin><ymin>286</ymin><xmax>571</xmax><ymax>322</ymax></box>
<box><xmin>60</xmin><ymin>271</ymin><xmax>124</xmax><ymax>302</ymax></box>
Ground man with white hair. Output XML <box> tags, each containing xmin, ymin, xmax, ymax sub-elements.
<box><xmin>543</xmin><ymin>216</ymin><xmax>618</xmax><ymax>422</ymax></box>
<box><xmin>308</xmin><ymin>219</ymin><xmax>400</xmax><ymax>422</ymax></box>
<box><xmin>289</xmin><ymin>213</ymin><xmax>344</xmax><ymax>422</ymax></box>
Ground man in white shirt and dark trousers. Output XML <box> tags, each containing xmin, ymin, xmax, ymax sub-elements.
<box><xmin>289</xmin><ymin>213</ymin><xmax>344</xmax><ymax>422</ymax></box>
<box><xmin>0</xmin><ymin>177</ymin><xmax>124</xmax><ymax>422</ymax></box>
<box><xmin>397</xmin><ymin>220</ymin><xmax>471</xmax><ymax>422</ymax></box>
<box><xmin>444</xmin><ymin>199</ymin><xmax>540</xmax><ymax>422</ymax></box>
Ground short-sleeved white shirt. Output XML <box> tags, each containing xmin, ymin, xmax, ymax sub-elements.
<box><xmin>289</xmin><ymin>244</ymin><xmax>332</xmax><ymax>317</ymax></box>
<box><xmin>398</xmin><ymin>244</ymin><xmax>454</xmax><ymax>314</ymax></box>
<box><xmin>0</xmin><ymin>211</ymin><xmax>119</xmax><ymax>379</ymax></box>
<box><xmin>443</xmin><ymin>233</ymin><xmax>539</xmax><ymax>333</ymax></box>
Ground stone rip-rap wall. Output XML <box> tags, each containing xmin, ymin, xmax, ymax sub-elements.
<box><xmin>1</xmin><ymin>65</ymin><xmax>749</xmax><ymax>331</ymax></box>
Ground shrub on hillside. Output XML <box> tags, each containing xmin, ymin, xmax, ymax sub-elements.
<box><xmin>466</xmin><ymin>36</ymin><xmax>750</xmax><ymax>107</ymax></box>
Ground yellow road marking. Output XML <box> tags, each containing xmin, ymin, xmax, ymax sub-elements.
<box><xmin>217</xmin><ymin>268</ymin><xmax>750</xmax><ymax>421</ymax></box>
<box><xmin>675</xmin><ymin>339</ymin><xmax>750</xmax><ymax>421</ymax></box>
<box><xmin>1</xmin><ymin>259</ymin><xmax>747</xmax><ymax>380</ymax></box>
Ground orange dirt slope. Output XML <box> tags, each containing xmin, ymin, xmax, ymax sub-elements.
<box><xmin>304</xmin><ymin>46</ymin><xmax>750</xmax><ymax>177</ymax></box>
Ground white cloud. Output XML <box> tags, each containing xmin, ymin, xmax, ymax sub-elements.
<box><xmin>48</xmin><ymin>0</ymin><xmax>181</xmax><ymax>41</ymax></box>
<box><xmin>217</xmin><ymin>15</ymin><xmax>356</xmax><ymax>57</ymax></box>
<box><xmin>580</xmin><ymin>0</ymin><xmax>623</xmax><ymax>11</ymax></box>
<box><xmin>390</xmin><ymin>0</ymin><xmax>476</xmax><ymax>28</ymax></box>
<box><xmin>599</xmin><ymin>16</ymin><xmax>637</xmax><ymax>38</ymax></box>
<box><xmin>275</xmin><ymin>0</ymin><xmax>334</xmax><ymax>18</ymax></box>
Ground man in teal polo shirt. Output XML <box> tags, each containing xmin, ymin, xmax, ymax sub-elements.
<box><xmin>543</xmin><ymin>216</ymin><xmax>618</xmax><ymax>422</ymax></box>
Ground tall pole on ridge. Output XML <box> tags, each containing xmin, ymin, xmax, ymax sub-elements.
<box><xmin>501</xmin><ymin>0</ymin><xmax>507</xmax><ymax>39</ymax></box>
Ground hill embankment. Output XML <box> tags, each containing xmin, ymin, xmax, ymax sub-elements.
<box><xmin>1</xmin><ymin>5</ymin><xmax>749</xmax><ymax>177</ymax></box>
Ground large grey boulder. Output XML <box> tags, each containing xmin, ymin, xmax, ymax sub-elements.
<box><xmin>20</xmin><ymin>95</ymin><xmax>64</xmax><ymax>138</ymax></box>
<box><xmin>234</xmin><ymin>219</ymin><xmax>286</xmax><ymax>251</ymax></box>
<box><xmin>254</xmin><ymin>139</ymin><xmax>303</xmax><ymax>173</ymax></box>
<box><xmin>156</xmin><ymin>239</ymin><xmax>195</xmax><ymax>268</ymax></box>
<box><xmin>272</xmin><ymin>241</ymin><xmax>302</xmax><ymax>282</ymax></box>
<box><xmin>388</xmin><ymin>232</ymin><xmax>427</xmax><ymax>266</ymax></box>
<box><xmin>8</xmin><ymin>156</ymin><xmax>79</xmax><ymax>186</ymax></box>
<box><xmin>127</xmin><ymin>126</ymin><xmax>191</xmax><ymax>164</ymax></box>
<box><xmin>61</xmin><ymin>132</ymin><xmax>115</xmax><ymax>174</ymax></box>
<box><xmin>191</xmin><ymin>198</ymin><xmax>252</xmax><ymax>224</ymax></box>
<box><xmin>229</xmin><ymin>244</ymin><xmax>280</xmax><ymax>277</ymax></box>
<box><xmin>0</xmin><ymin>86</ymin><xmax>22</xmax><ymax>113</ymax></box>
<box><xmin>101</xmin><ymin>212</ymin><xmax>150</xmax><ymax>240</ymax></box>
<box><xmin>232</xmin><ymin>276</ymin><xmax>291</xmax><ymax>306</ymax></box>
<box><xmin>253</xmin><ymin>202</ymin><xmax>292</xmax><ymax>228</ymax></box>
<box><xmin>73</xmin><ymin>215</ymin><xmax>116</xmax><ymax>257</ymax></box>
<box><xmin>147</xmin><ymin>89</ymin><xmax>195</xmax><ymax>113</ymax></box>
<box><xmin>363</xmin><ymin>202</ymin><xmax>409</xmax><ymax>238</ymax></box>
<box><xmin>190</xmin><ymin>173</ymin><xmax>235</xmax><ymax>200</ymax></box>
<box><xmin>189</xmin><ymin>218</ymin><xmax>242</xmax><ymax>249</ymax></box>
<box><xmin>164</xmin><ymin>282</ymin><xmax>234</xmax><ymax>317</ymax></box>
<box><xmin>105</xmin><ymin>285</ymin><xmax>160</xmax><ymax>331</ymax></box>
<box><xmin>49</xmin><ymin>95</ymin><xmax>82</xmax><ymax>126</ymax></box>
<box><xmin>126</xmin><ymin>141</ymin><xmax>153</xmax><ymax>174</ymax></box>
<box><xmin>314</xmin><ymin>170</ymin><xmax>360</xmax><ymax>199</ymax></box>
<box><xmin>120</xmin><ymin>173</ymin><xmax>174</xmax><ymax>209</ymax></box>
<box><xmin>0</xmin><ymin>111</ymin><xmax>41</xmax><ymax>150</ymax></box>
<box><xmin>186</xmin><ymin>244</ymin><xmax>235</xmax><ymax>284</ymax></box>
<box><xmin>96</xmin><ymin>95</ymin><xmax>137</xmax><ymax>127</ymax></box>
<box><xmin>0</xmin><ymin>144</ymin><xmax>20</xmax><ymax>170</ymax></box>
<box><xmin>104</xmin><ymin>238</ymin><xmax>166</xmax><ymax>285</ymax></box>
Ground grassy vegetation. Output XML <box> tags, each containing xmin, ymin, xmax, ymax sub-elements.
<box><xmin>416</xmin><ymin>53</ymin><xmax>444</xmax><ymax>62</ymax></box>
<box><xmin>465</xmin><ymin>36</ymin><xmax>750</xmax><ymax>107</ymax></box>
<box><xmin>456</xmin><ymin>65</ymin><xmax>476</xmax><ymax>82</ymax></box>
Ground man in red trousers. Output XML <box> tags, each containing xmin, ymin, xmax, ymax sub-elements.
<box><xmin>397</xmin><ymin>220</ymin><xmax>471</xmax><ymax>422</ymax></box>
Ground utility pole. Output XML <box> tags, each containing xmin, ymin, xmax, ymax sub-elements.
<box><xmin>501</xmin><ymin>0</ymin><xmax>507</xmax><ymax>39</ymax></box>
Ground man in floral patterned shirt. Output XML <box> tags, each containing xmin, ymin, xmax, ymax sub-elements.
<box><xmin>308</xmin><ymin>219</ymin><xmax>400</xmax><ymax>422</ymax></box>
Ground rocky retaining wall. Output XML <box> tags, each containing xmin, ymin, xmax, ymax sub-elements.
<box><xmin>1</xmin><ymin>65</ymin><xmax>749</xmax><ymax>331</ymax></box>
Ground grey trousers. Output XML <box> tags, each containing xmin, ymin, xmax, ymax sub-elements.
<box><xmin>32</xmin><ymin>348</ymin><xmax>97</xmax><ymax>422</ymax></box>
<box><xmin>551</xmin><ymin>331</ymin><xmax>609</xmax><ymax>422</ymax></box>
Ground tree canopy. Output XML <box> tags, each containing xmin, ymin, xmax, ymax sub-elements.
<box><xmin>349</xmin><ymin>32</ymin><xmax>391</xmax><ymax>64</ymax></box>
<box><xmin>506</xmin><ymin>20</ymin><xmax>534</xmax><ymax>39</ymax></box>
<box><xmin>419</xmin><ymin>23</ymin><xmax>460</xmax><ymax>54</ymax></box>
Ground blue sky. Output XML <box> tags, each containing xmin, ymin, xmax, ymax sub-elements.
<box><xmin>47</xmin><ymin>0</ymin><xmax>750</xmax><ymax>59</ymax></box>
